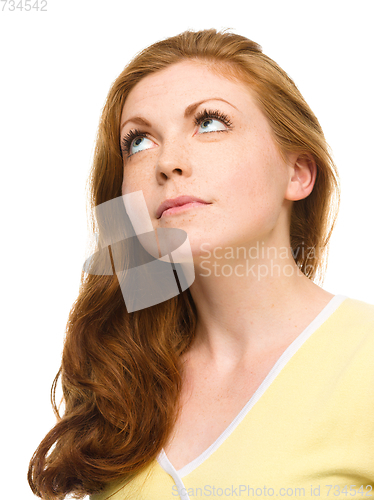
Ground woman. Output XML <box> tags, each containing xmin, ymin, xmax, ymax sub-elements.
<box><xmin>28</xmin><ymin>29</ymin><xmax>374</xmax><ymax>500</ymax></box>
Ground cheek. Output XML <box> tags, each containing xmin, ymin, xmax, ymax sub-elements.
<box><xmin>121</xmin><ymin>166</ymin><xmax>159</xmax><ymax>223</ymax></box>
<box><xmin>121</xmin><ymin>165</ymin><xmax>137</xmax><ymax>194</ymax></box>
<box><xmin>215</xmin><ymin>141</ymin><xmax>272</xmax><ymax>197</ymax></box>
<box><xmin>121</xmin><ymin>165</ymin><xmax>149</xmax><ymax>196</ymax></box>
<box><xmin>215</xmin><ymin>144</ymin><xmax>286</xmax><ymax>225</ymax></box>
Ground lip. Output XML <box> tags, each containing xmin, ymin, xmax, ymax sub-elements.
<box><xmin>156</xmin><ymin>195</ymin><xmax>211</xmax><ymax>219</ymax></box>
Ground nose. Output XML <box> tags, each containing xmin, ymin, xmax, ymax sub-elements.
<box><xmin>155</xmin><ymin>139</ymin><xmax>192</xmax><ymax>182</ymax></box>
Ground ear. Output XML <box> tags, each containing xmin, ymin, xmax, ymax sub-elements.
<box><xmin>285</xmin><ymin>153</ymin><xmax>317</xmax><ymax>201</ymax></box>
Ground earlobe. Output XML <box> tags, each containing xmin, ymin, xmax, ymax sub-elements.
<box><xmin>285</xmin><ymin>153</ymin><xmax>317</xmax><ymax>202</ymax></box>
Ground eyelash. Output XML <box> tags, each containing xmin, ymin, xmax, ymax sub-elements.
<box><xmin>193</xmin><ymin>108</ymin><xmax>233</xmax><ymax>129</ymax></box>
<box><xmin>120</xmin><ymin>108</ymin><xmax>233</xmax><ymax>157</ymax></box>
<box><xmin>121</xmin><ymin>129</ymin><xmax>147</xmax><ymax>157</ymax></box>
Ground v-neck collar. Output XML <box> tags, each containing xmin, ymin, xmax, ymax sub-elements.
<box><xmin>157</xmin><ymin>294</ymin><xmax>348</xmax><ymax>482</ymax></box>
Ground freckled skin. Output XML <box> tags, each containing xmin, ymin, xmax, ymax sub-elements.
<box><xmin>120</xmin><ymin>60</ymin><xmax>298</xmax><ymax>265</ymax></box>
<box><xmin>119</xmin><ymin>59</ymin><xmax>332</xmax><ymax>368</ymax></box>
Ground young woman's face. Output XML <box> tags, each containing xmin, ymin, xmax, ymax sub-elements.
<box><xmin>120</xmin><ymin>60</ymin><xmax>294</xmax><ymax>259</ymax></box>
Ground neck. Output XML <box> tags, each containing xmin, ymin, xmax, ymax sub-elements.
<box><xmin>185</xmin><ymin>241</ymin><xmax>332</xmax><ymax>371</ymax></box>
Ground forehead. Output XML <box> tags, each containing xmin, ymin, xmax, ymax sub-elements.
<box><xmin>120</xmin><ymin>60</ymin><xmax>259</xmax><ymax>119</ymax></box>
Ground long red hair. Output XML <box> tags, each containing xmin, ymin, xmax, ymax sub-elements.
<box><xmin>28</xmin><ymin>28</ymin><xmax>340</xmax><ymax>499</ymax></box>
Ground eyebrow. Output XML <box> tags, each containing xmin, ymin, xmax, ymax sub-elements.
<box><xmin>120</xmin><ymin>98</ymin><xmax>238</xmax><ymax>132</ymax></box>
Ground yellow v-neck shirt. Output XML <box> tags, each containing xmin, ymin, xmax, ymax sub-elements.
<box><xmin>90</xmin><ymin>295</ymin><xmax>374</xmax><ymax>500</ymax></box>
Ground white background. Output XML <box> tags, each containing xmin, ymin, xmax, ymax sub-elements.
<box><xmin>1</xmin><ymin>1</ymin><xmax>373</xmax><ymax>498</ymax></box>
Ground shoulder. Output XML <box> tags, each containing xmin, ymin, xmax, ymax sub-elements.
<box><xmin>88</xmin><ymin>463</ymin><xmax>157</xmax><ymax>500</ymax></box>
<box><xmin>343</xmin><ymin>295</ymin><xmax>374</xmax><ymax>314</ymax></box>
<box><xmin>307</xmin><ymin>295</ymin><xmax>374</xmax><ymax>367</ymax></box>
<box><xmin>326</xmin><ymin>295</ymin><xmax>374</xmax><ymax>361</ymax></box>
<box><xmin>335</xmin><ymin>296</ymin><xmax>374</xmax><ymax>331</ymax></box>
<box><xmin>89</xmin><ymin>476</ymin><xmax>136</xmax><ymax>500</ymax></box>
<box><xmin>306</xmin><ymin>295</ymin><xmax>374</xmax><ymax>352</ymax></box>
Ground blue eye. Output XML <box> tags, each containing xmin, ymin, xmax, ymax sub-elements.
<box><xmin>121</xmin><ymin>109</ymin><xmax>233</xmax><ymax>158</ymax></box>
<box><xmin>198</xmin><ymin>118</ymin><xmax>227</xmax><ymax>134</ymax></box>
<box><xmin>130</xmin><ymin>136</ymin><xmax>153</xmax><ymax>155</ymax></box>
<box><xmin>194</xmin><ymin>109</ymin><xmax>232</xmax><ymax>135</ymax></box>
<box><xmin>121</xmin><ymin>129</ymin><xmax>154</xmax><ymax>157</ymax></box>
